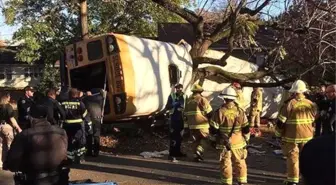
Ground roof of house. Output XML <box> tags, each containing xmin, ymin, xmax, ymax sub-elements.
<box><xmin>158</xmin><ymin>23</ymin><xmax>277</xmax><ymax>50</ymax></box>
<box><xmin>0</xmin><ymin>45</ymin><xmax>43</xmax><ymax>65</ymax></box>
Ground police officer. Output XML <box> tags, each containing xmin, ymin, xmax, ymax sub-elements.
<box><xmin>44</xmin><ymin>88</ymin><xmax>66</xmax><ymax>126</ymax></box>
<box><xmin>3</xmin><ymin>101</ymin><xmax>69</xmax><ymax>185</ymax></box>
<box><xmin>17</xmin><ymin>86</ymin><xmax>35</xmax><ymax>130</ymax></box>
<box><xmin>61</xmin><ymin>88</ymin><xmax>92</xmax><ymax>164</ymax></box>
<box><xmin>165</xmin><ymin>84</ymin><xmax>187</xmax><ymax>161</ymax></box>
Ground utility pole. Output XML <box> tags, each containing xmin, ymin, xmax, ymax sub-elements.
<box><xmin>80</xmin><ymin>0</ymin><xmax>89</xmax><ymax>40</ymax></box>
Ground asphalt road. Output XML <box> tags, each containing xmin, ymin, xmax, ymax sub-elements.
<box><xmin>0</xmin><ymin>150</ymin><xmax>287</xmax><ymax>185</ymax></box>
<box><xmin>0</xmin><ymin>129</ymin><xmax>289</xmax><ymax>185</ymax></box>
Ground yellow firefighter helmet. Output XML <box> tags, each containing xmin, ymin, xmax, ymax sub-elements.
<box><xmin>289</xmin><ymin>80</ymin><xmax>308</xmax><ymax>93</ymax></box>
<box><xmin>191</xmin><ymin>84</ymin><xmax>204</xmax><ymax>92</ymax></box>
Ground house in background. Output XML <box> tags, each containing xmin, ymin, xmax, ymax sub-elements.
<box><xmin>0</xmin><ymin>40</ymin><xmax>44</xmax><ymax>90</ymax></box>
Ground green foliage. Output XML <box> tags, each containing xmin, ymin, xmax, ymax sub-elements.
<box><xmin>2</xmin><ymin>0</ymin><xmax>188</xmax><ymax>64</ymax></box>
<box><xmin>36</xmin><ymin>65</ymin><xmax>60</xmax><ymax>94</ymax></box>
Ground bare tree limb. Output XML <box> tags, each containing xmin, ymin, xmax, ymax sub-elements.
<box><xmin>151</xmin><ymin>0</ymin><xmax>199</xmax><ymax>24</ymax></box>
<box><xmin>306</xmin><ymin>0</ymin><xmax>336</xmax><ymax>14</ymax></box>
<box><xmin>240</xmin><ymin>0</ymin><xmax>271</xmax><ymax>16</ymax></box>
<box><xmin>266</xmin><ymin>22</ymin><xmax>310</xmax><ymax>34</ymax></box>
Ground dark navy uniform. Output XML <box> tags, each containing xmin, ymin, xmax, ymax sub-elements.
<box><xmin>61</xmin><ymin>98</ymin><xmax>92</xmax><ymax>163</ymax></box>
<box><xmin>165</xmin><ymin>92</ymin><xmax>187</xmax><ymax>158</ymax></box>
<box><xmin>17</xmin><ymin>96</ymin><xmax>34</xmax><ymax>130</ymax></box>
<box><xmin>44</xmin><ymin>97</ymin><xmax>66</xmax><ymax>126</ymax></box>
<box><xmin>82</xmin><ymin>90</ymin><xmax>104</xmax><ymax>157</ymax></box>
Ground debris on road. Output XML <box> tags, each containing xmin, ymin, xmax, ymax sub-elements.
<box><xmin>248</xmin><ymin>148</ymin><xmax>266</xmax><ymax>155</ymax></box>
<box><xmin>273</xmin><ymin>150</ymin><xmax>283</xmax><ymax>155</ymax></box>
<box><xmin>140</xmin><ymin>150</ymin><xmax>169</xmax><ymax>158</ymax></box>
<box><xmin>248</xmin><ymin>144</ymin><xmax>263</xmax><ymax>149</ymax></box>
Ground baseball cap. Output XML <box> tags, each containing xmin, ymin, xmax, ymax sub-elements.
<box><xmin>24</xmin><ymin>86</ymin><xmax>35</xmax><ymax>92</ymax></box>
<box><xmin>175</xmin><ymin>84</ymin><xmax>183</xmax><ymax>89</ymax></box>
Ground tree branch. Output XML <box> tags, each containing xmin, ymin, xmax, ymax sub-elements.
<box><xmin>240</xmin><ymin>0</ymin><xmax>271</xmax><ymax>16</ymax></box>
<box><xmin>266</xmin><ymin>22</ymin><xmax>310</xmax><ymax>34</ymax></box>
<box><xmin>218</xmin><ymin>13</ymin><xmax>238</xmax><ymax>65</ymax></box>
<box><xmin>196</xmin><ymin>66</ymin><xmax>271</xmax><ymax>82</ymax></box>
<box><xmin>194</xmin><ymin>57</ymin><xmax>227</xmax><ymax>66</ymax></box>
<box><xmin>305</xmin><ymin>0</ymin><xmax>336</xmax><ymax>14</ymax></box>
<box><xmin>151</xmin><ymin>0</ymin><xmax>199</xmax><ymax>24</ymax></box>
<box><xmin>196</xmin><ymin>66</ymin><xmax>296</xmax><ymax>87</ymax></box>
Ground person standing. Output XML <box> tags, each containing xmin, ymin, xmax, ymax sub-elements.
<box><xmin>231</xmin><ymin>82</ymin><xmax>246</xmax><ymax>111</ymax></box>
<box><xmin>275</xmin><ymin>80</ymin><xmax>317</xmax><ymax>185</ymax></box>
<box><xmin>249</xmin><ymin>87</ymin><xmax>263</xmax><ymax>133</ymax></box>
<box><xmin>61</xmin><ymin>88</ymin><xmax>92</xmax><ymax>164</ymax></box>
<box><xmin>165</xmin><ymin>84</ymin><xmax>187</xmax><ymax>160</ymax></box>
<box><xmin>316</xmin><ymin>84</ymin><xmax>336</xmax><ymax>136</ymax></box>
<box><xmin>44</xmin><ymin>88</ymin><xmax>66</xmax><ymax>126</ymax></box>
<box><xmin>17</xmin><ymin>86</ymin><xmax>35</xmax><ymax>130</ymax></box>
<box><xmin>184</xmin><ymin>84</ymin><xmax>213</xmax><ymax>162</ymax></box>
<box><xmin>210</xmin><ymin>86</ymin><xmax>250</xmax><ymax>185</ymax></box>
<box><xmin>81</xmin><ymin>89</ymin><xmax>105</xmax><ymax>157</ymax></box>
<box><xmin>3</xmin><ymin>102</ymin><xmax>68</xmax><ymax>185</ymax></box>
<box><xmin>0</xmin><ymin>93</ymin><xmax>22</xmax><ymax>169</ymax></box>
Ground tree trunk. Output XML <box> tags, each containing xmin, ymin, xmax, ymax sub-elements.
<box><xmin>190</xmin><ymin>40</ymin><xmax>212</xmax><ymax>68</ymax></box>
<box><xmin>80</xmin><ymin>0</ymin><xmax>89</xmax><ymax>40</ymax></box>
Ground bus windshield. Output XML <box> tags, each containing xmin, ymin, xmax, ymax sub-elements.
<box><xmin>69</xmin><ymin>62</ymin><xmax>106</xmax><ymax>91</ymax></box>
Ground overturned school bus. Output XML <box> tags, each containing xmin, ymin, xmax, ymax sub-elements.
<box><xmin>60</xmin><ymin>33</ymin><xmax>283</xmax><ymax>123</ymax></box>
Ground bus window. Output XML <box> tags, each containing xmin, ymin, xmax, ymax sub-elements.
<box><xmin>87</xmin><ymin>40</ymin><xmax>103</xmax><ymax>61</ymax></box>
<box><xmin>168</xmin><ymin>64</ymin><xmax>179</xmax><ymax>86</ymax></box>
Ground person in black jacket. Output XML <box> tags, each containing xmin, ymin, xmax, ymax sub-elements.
<box><xmin>315</xmin><ymin>85</ymin><xmax>336</xmax><ymax>136</ymax></box>
<box><xmin>17</xmin><ymin>86</ymin><xmax>35</xmax><ymax>130</ymax></box>
<box><xmin>44</xmin><ymin>88</ymin><xmax>66</xmax><ymax>126</ymax></box>
<box><xmin>300</xmin><ymin>134</ymin><xmax>335</xmax><ymax>185</ymax></box>
<box><xmin>3</xmin><ymin>101</ymin><xmax>69</xmax><ymax>185</ymax></box>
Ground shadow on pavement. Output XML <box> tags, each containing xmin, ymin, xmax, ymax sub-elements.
<box><xmin>72</xmin><ymin>163</ymin><xmax>219</xmax><ymax>184</ymax></box>
<box><xmin>72</xmin><ymin>154</ymin><xmax>285</xmax><ymax>185</ymax></box>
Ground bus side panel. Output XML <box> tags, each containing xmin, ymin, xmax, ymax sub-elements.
<box><xmin>116</xmin><ymin>34</ymin><xmax>193</xmax><ymax>116</ymax></box>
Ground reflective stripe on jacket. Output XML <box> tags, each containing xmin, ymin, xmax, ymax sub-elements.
<box><xmin>276</xmin><ymin>96</ymin><xmax>317</xmax><ymax>143</ymax></box>
<box><xmin>184</xmin><ymin>94</ymin><xmax>212</xmax><ymax>129</ymax></box>
<box><xmin>61</xmin><ymin>99</ymin><xmax>92</xmax><ymax>126</ymax></box>
<box><xmin>211</xmin><ymin>103</ymin><xmax>249</xmax><ymax>149</ymax></box>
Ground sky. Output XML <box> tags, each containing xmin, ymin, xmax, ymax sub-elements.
<box><xmin>0</xmin><ymin>0</ymin><xmax>20</xmax><ymax>41</ymax></box>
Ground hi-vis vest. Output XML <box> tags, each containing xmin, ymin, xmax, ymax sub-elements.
<box><xmin>184</xmin><ymin>94</ymin><xmax>212</xmax><ymax>129</ymax></box>
<box><xmin>211</xmin><ymin>104</ymin><xmax>249</xmax><ymax>150</ymax></box>
<box><xmin>169</xmin><ymin>93</ymin><xmax>186</xmax><ymax>115</ymax></box>
<box><xmin>275</xmin><ymin>96</ymin><xmax>317</xmax><ymax>143</ymax></box>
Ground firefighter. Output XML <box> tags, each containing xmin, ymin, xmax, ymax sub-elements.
<box><xmin>249</xmin><ymin>87</ymin><xmax>263</xmax><ymax>135</ymax></box>
<box><xmin>3</xmin><ymin>101</ymin><xmax>69</xmax><ymax>185</ymax></box>
<box><xmin>184</xmin><ymin>84</ymin><xmax>212</xmax><ymax>162</ymax></box>
<box><xmin>61</xmin><ymin>88</ymin><xmax>92</xmax><ymax>164</ymax></box>
<box><xmin>209</xmin><ymin>86</ymin><xmax>250</xmax><ymax>185</ymax></box>
<box><xmin>231</xmin><ymin>83</ymin><xmax>245</xmax><ymax>110</ymax></box>
<box><xmin>17</xmin><ymin>86</ymin><xmax>35</xmax><ymax>130</ymax></box>
<box><xmin>275</xmin><ymin>80</ymin><xmax>317</xmax><ymax>185</ymax></box>
<box><xmin>165</xmin><ymin>83</ymin><xmax>187</xmax><ymax>160</ymax></box>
